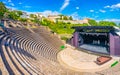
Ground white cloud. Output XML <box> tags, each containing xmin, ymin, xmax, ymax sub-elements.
<box><xmin>24</xmin><ymin>6</ymin><xmax>31</xmax><ymax>8</ymax></box>
<box><xmin>99</xmin><ymin>9</ymin><xmax>106</xmax><ymax>13</ymax></box>
<box><xmin>60</xmin><ymin>0</ymin><xmax>70</xmax><ymax>11</ymax></box>
<box><xmin>95</xmin><ymin>16</ymin><xmax>99</xmax><ymax>18</ymax></box>
<box><xmin>70</xmin><ymin>12</ymin><xmax>93</xmax><ymax>20</ymax></box>
<box><xmin>76</xmin><ymin>7</ymin><xmax>79</xmax><ymax>10</ymax></box>
<box><xmin>8</xmin><ymin>0</ymin><xmax>12</xmax><ymax>2</ymax></box>
<box><xmin>6</xmin><ymin>0</ymin><xmax>15</xmax><ymax>7</ymax></box>
<box><xmin>6</xmin><ymin>6</ymin><xmax>17</xmax><ymax>10</ymax></box>
<box><xmin>89</xmin><ymin>10</ymin><xmax>94</xmax><ymax>12</ymax></box>
<box><xmin>104</xmin><ymin>5</ymin><xmax>110</xmax><ymax>8</ymax></box>
<box><xmin>111</xmin><ymin>3</ymin><xmax>120</xmax><ymax>9</ymax></box>
<box><xmin>70</xmin><ymin>12</ymin><xmax>81</xmax><ymax>20</ymax></box>
<box><xmin>104</xmin><ymin>19</ymin><xmax>120</xmax><ymax>22</ymax></box>
<box><xmin>104</xmin><ymin>3</ymin><xmax>120</xmax><ymax>9</ymax></box>
<box><xmin>41</xmin><ymin>10</ymin><xmax>60</xmax><ymax>17</ymax></box>
<box><xmin>9</xmin><ymin>3</ymin><xmax>14</xmax><ymax>6</ymax></box>
<box><xmin>103</xmin><ymin>19</ymin><xmax>120</xmax><ymax>24</ymax></box>
<box><xmin>3</xmin><ymin>1</ymin><xmax>6</xmax><ymax>4</ymax></box>
<box><xmin>18</xmin><ymin>2</ymin><xmax>22</xmax><ymax>4</ymax></box>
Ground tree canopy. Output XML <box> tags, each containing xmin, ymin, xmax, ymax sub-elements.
<box><xmin>7</xmin><ymin>10</ymin><xmax>23</xmax><ymax>20</ymax></box>
<box><xmin>88</xmin><ymin>19</ymin><xmax>98</xmax><ymax>26</ymax></box>
<box><xmin>69</xmin><ymin>16</ymin><xmax>73</xmax><ymax>20</ymax></box>
<box><xmin>118</xmin><ymin>23</ymin><xmax>120</xmax><ymax>26</ymax></box>
<box><xmin>88</xmin><ymin>19</ymin><xmax>117</xmax><ymax>26</ymax></box>
<box><xmin>98</xmin><ymin>21</ymin><xmax>116</xmax><ymax>26</ymax></box>
<box><xmin>63</xmin><ymin>16</ymin><xmax>68</xmax><ymax>20</ymax></box>
<box><xmin>0</xmin><ymin>2</ymin><xmax>7</xmax><ymax>19</ymax></box>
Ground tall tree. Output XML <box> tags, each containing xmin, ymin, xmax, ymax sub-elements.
<box><xmin>0</xmin><ymin>2</ymin><xmax>7</xmax><ymax>19</ymax></box>
<box><xmin>118</xmin><ymin>23</ymin><xmax>120</xmax><ymax>26</ymax></box>
<box><xmin>63</xmin><ymin>16</ymin><xmax>68</xmax><ymax>20</ymax></box>
<box><xmin>118</xmin><ymin>23</ymin><xmax>120</xmax><ymax>28</ymax></box>
<box><xmin>88</xmin><ymin>19</ymin><xmax>98</xmax><ymax>26</ymax></box>
<box><xmin>69</xmin><ymin>16</ymin><xmax>73</xmax><ymax>20</ymax></box>
<box><xmin>16</xmin><ymin>11</ymin><xmax>23</xmax><ymax>17</ymax></box>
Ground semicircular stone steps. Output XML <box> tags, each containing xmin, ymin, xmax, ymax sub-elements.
<box><xmin>10</xmin><ymin>34</ymin><xmax>67</xmax><ymax>74</ymax></box>
<box><xmin>9</xmin><ymin>37</ymin><xmax>40</xmax><ymax>74</ymax></box>
<box><xmin>11</xmin><ymin>32</ymin><xmax>66</xmax><ymax>70</ymax></box>
<box><xmin>0</xmin><ymin>28</ymin><xmax>100</xmax><ymax>75</ymax></box>
<box><xmin>32</xmin><ymin>28</ymin><xmax>64</xmax><ymax>49</ymax></box>
<box><xmin>5</xmin><ymin>30</ymin><xmax>63</xmax><ymax>74</ymax></box>
<box><xmin>5</xmin><ymin>37</ymin><xmax>31</xmax><ymax>75</ymax></box>
<box><xmin>12</xmin><ymin>34</ymin><xmax>58</xmax><ymax>62</ymax></box>
<box><xmin>0</xmin><ymin>35</ymin><xmax>22</xmax><ymax>75</ymax></box>
<box><xmin>0</xmin><ymin>33</ymin><xmax>9</xmax><ymax>75</ymax></box>
<box><xmin>0</xmin><ymin>32</ymin><xmax>42</xmax><ymax>75</ymax></box>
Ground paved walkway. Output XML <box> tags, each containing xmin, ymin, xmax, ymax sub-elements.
<box><xmin>57</xmin><ymin>44</ymin><xmax>117</xmax><ymax>73</ymax></box>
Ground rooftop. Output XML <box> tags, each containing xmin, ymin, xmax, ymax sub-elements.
<box><xmin>114</xmin><ymin>26</ymin><xmax>120</xmax><ymax>36</ymax></box>
<box><xmin>72</xmin><ymin>26</ymin><xmax>114</xmax><ymax>33</ymax></box>
<box><xmin>72</xmin><ymin>26</ymin><xmax>114</xmax><ymax>30</ymax></box>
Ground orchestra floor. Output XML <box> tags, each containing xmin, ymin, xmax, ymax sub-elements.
<box><xmin>79</xmin><ymin>44</ymin><xmax>109</xmax><ymax>54</ymax></box>
<box><xmin>58</xmin><ymin>45</ymin><xmax>116</xmax><ymax>73</ymax></box>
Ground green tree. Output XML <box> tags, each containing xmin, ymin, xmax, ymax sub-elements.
<box><xmin>118</xmin><ymin>23</ymin><xmax>120</xmax><ymax>28</ymax></box>
<box><xmin>0</xmin><ymin>2</ymin><xmax>7</xmax><ymax>19</ymax></box>
<box><xmin>16</xmin><ymin>11</ymin><xmax>23</xmax><ymax>17</ymax></box>
<box><xmin>63</xmin><ymin>16</ymin><xmax>68</xmax><ymax>20</ymax></box>
<box><xmin>41</xmin><ymin>18</ymin><xmax>51</xmax><ymax>26</ymax></box>
<box><xmin>30</xmin><ymin>14</ymin><xmax>37</xmax><ymax>18</ymax></box>
<box><xmin>118</xmin><ymin>23</ymin><xmax>120</xmax><ymax>26</ymax></box>
<box><xmin>8</xmin><ymin>11</ymin><xmax>18</xmax><ymax>20</ymax></box>
<box><xmin>82</xmin><ymin>23</ymin><xmax>88</xmax><ymax>26</ymax></box>
<box><xmin>6</xmin><ymin>10</ymin><xmax>23</xmax><ymax>20</ymax></box>
<box><xmin>88</xmin><ymin>19</ymin><xmax>98</xmax><ymax>26</ymax></box>
<box><xmin>19</xmin><ymin>18</ymin><xmax>27</xmax><ymax>22</ymax></box>
<box><xmin>3</xmin><ymin>11</ymin><xmax>9</xmax><ymax>19</ymax></box>
<box><xmin>32</xmin><ymin>18</ymin><xmax>40</xmax><ymax>24</ymax></box>
<box><xmin>109</xmin><ymin>22</ymin><xmax>116</xmax><ymax>26</ymax></box>
<box><xmin>69</xmin><ymin>16</ymin><xmax>73</xmax><ymax>20</ymax></box>
<box><xmin>119</xmin><ymin>23</ymin><xmax>120</xmax><ymax>26</ymax></box>
<box><xmin>99</xmin><ymin>21</ymin><xmax>116</xmax><ymax>26</ymax></box>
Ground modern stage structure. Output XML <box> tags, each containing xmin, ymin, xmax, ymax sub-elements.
<box><xmin>70</xmin><ymin>26</ymin><xmax>120</xmax><ymax>56</ymax></box>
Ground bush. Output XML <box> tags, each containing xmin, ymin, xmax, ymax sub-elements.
<box><xmin>61</xmin><ymin>36</ymin><xmax>68</xmax><ymax>41</ymax></box>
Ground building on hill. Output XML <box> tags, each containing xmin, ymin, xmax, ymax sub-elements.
<box><xmin>47</xmin><ymin>15</ymin><xmax>61</xmax><ymax>22</ymax></box>
<box><xmin>58</xmin><ymin>18</ymin><xmax>89</xmax><ymax>24</ymax></box>
<box><xmin>47</xmin><ymin>15</ymin><xmax>89</xmax><ymax>24</ymax></box>
<box><xmin>21</xmin><ymin>12</ymin><xmax>30</xmax><ymax>18</ymax></box>
<box><xmin>35</xmin><ymin>13</ymin><xmax>44</xmax><ymax>20</ymax></box>
<box><xmin>27</xmin><ymin>13</ymin><xmax>44</xmax><ymax>21</ymax></box>
<box><xmin>36</xmin><ymin>13</ymin><xmax>43</xmax><ymax>18</ymax></box>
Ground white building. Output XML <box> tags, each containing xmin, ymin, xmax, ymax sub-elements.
<box><xmin>58</xmin><ymin>18</ymin><xmax>89</xmax><ymax>24</ymax></box>
<box><xmin>21</xmin><ymin>12</ymin><xmax>30</xmax><ymax>18</ymax></box>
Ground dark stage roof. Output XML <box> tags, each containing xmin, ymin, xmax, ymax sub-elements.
<box><xmin>72</xmin><ymin>26</ymin><xmax>114</xmax><ymax>32</ymax></box>
<box><xmin>72</xmin><ymin>26</ymin><xmax>114</xmax><ymax>30</ymax></box>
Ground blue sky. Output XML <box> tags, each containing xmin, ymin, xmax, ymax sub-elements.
<box><xmin>1</xmin><ymin>0</ymin><xmax>120</xmax><ymax>23</ymax></box>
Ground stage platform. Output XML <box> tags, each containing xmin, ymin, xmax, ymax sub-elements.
<box><xmin>79</xmin><ymin>44</ymin><xmax>109</xmax><ymax>54</ymax></box>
